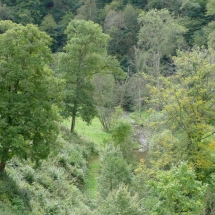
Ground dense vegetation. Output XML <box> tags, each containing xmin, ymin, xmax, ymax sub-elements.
<box><xmin>1</xmin><ymin>0</ymin><xmax>215</xmax><ymax>214</ymax></box>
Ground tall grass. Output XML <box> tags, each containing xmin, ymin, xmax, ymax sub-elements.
<box><xmin>63</xmin><ymin>117</ymin><xmax>110</xmax><ymax>145</ymax></box>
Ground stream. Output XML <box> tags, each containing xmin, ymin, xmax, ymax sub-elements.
<box><xmin>125</xmin><ymin>113</ymin><xmax>149</xmax><ymax>160</ymax></box>
<box><xmin>132</xmin><ymin>121</ymin><xmax>148</xmax><ymax>160</ymax></box>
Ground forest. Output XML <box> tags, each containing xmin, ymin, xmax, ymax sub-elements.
<box><xmin>1</xmin><ymin>0</ymin><xmax>215</xmax><ymax>214</ymax></box>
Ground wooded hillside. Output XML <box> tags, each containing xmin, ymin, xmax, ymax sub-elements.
<box><xmin>1</xmin><ymin>0</ymin><xmax>215</xmax><ymax>214</ymax></box>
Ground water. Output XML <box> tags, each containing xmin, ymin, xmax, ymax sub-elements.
<box><xmin>132</xmin><ymin>122</ymin><xmax>148</xmax><ymax>161</ymax></box>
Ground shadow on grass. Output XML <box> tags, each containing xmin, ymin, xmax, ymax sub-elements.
<box><xmin>0</xmin><ymin>172</ymin><xmax>31</xmax><ymax>215</ymax></box>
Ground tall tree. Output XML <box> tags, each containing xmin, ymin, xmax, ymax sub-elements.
<box><xmin>39</xmin><ymin>14</ymin><xmax>58</xmax><ymax>51</ymax></box>
<box><xmin>39</xmin><ymin>14</ymin><xmax>57</xmax><ymax>37</ymax></box>
<box><xmin>104</xmin><ymin>5</ymin><xmax>139</xmax><ymax>72</ymax></box>
<box><xmin>92</xmin><ymin>74</ymin><xmax>117</xmax><ymax>132</ymax></box>
<box><xmin>76</xmin><ymin>0</ymin><xmax>98</xmax><ymax>22</ymax></box>
<box><xmin>0</xmin><ymin>21</ymin><xmax>61</xmax><ymax>172</ymax></box>
<box><xmin>59</xmin><ymin>19</ymin><xmax>121</xmax><ymax>133</ymax></box>
<box><xmin>150</xmin><ymin>48</ymin><xmax>215</xmax><ymax>178</ymax></box>
<box><xmin>137</xmin><ymin>9</ymin><xmax>186</xmax><ymax>86</ymax></box>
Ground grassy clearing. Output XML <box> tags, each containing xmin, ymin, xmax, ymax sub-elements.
<box><xmin>63</xmin><ymin>117</ymin><xmax>110</xmax><ymax>146</ymax></box>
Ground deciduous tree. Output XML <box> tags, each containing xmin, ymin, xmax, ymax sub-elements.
<box><xmin>146</xmin><ymin>163</ymin><xmax>206</xmax><ymax>214</ymax></box>
<box><xmin>0</xmin><ymin>21</ymin><xmax>61</xmax><ymax>172</ymax></box>
<box><xmin>76</xmin><ymin>0</ymin><xmax>97</xmax><ymax>22</ymax></box>
<box><xmin>59</xmin><ymin>19</ymin><xmax>121</xmax><ymax>133</ymax></box>
<box><xmin>150</xmin><ymin>48</ymin><xmax>215</xmax><ymax>178</ymax></box>
<box><xmin>137</xmin><ymin>9</ymin><xmax>186</xmax><ymax>87</ymax></box>
<box><xmin>97</xmin><ymin>144</ymin><xmax>131</xmax><ymax>199</ymax></box>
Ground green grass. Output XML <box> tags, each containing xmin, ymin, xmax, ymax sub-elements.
<box><xmin>63</xmin><ymin>117</ymin><xmax>109</xmax><ymax>198</ymax></box>
<box><xmin>130</xmin><ymin>111</ymin><xmax>149</xmax><ymax>125</ymax></box>
<box><xmin>85</xmin><ymin>157</ymin><xmax>100</xmax><ymax>198</ymax></box>
<box><xmin>63</xmin><ymin>117</ymin><xmax>110</xmax><ymax>145</ymax></box>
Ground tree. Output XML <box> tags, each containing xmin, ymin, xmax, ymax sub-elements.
<box><xmin>0</xmin><ymin>1</ymin><xmax>14</xmax><ymax>21</ymax></box>
<box><xmin>137</xmin><ymin>9</ymin><xmax>186</xmax><ymax>87</ymax></box>
<box><xmin>126</xmin><ymin>73</ymin><xmax>147</xmax><ymax>116</ymax></box>
<box><xmin>95</xmin><ymin>184</ymin><xmax>143</xmax><ymax>215</ymax></box>
<box><xmin>97</xmin><ymin>144</ymin><xmax>131</xmax><ymax>199</ymax></box>
<box><xmin>104</xmin><ymin>5</ymin><xmax>139</xmax><ymax>71</ymax></box>
<box><xmin>206</xmin><ymin>0</ymin><xmax>215</xmax><ymax>16</ymax></box>
<box><xmin>40</xmin><ymin>14</ymin><xmax>57</xmax><ymax>37</ymax></box>
<box><xmin>146</xmin><ymin>163</ymin><xmax>207</xmax><ymax>214</ymax></box>
<box><xmin>76</xmin><ymin>0</ymin><xmax>98</xmax><ymax>22</ymax></box>
<box><xmin>14</xmin><ymin>0</ymin><xmax>44</xmax><ymax>24</ymax></box>
<box><xmin>92</xmin><ymin>74</ymin><xmax>117</xmax><ymax>132</ymax></box>
<box><xmin>111</xmin><ymin>119</ymin><xmax>136</xmax><ymax>163</ymax></box>
<box><xmin>147</xmin><ymin>129</ymin><xmax>181</xmax><ymax>171</ymax></box>
<box><xmin>96</xmin><ymin>0</ymin><xmax>112</xmax><ymax>9</ymax></box>
<box><xmin>0</xmin><ymin>21</ymin><xmax>62</xmax><ymax>172</ymax></box>
<box><xmin>39</xmin><ymin>14</ymin><xmax>58</xmax><ymax>51</ymax></box>
<box><xmin>150</xmin><ymin>48</ymin><xmax>215</xmax><ymax>179</ymax></box>
<box><xmin>59</xmin><ymin>19</ymin><xmax>121</xmax><ymax>133</ymax></box>
<box><xmin>146</xmin><ymin>0</ymin><xmax>203</xmax><ymax>18</ymax></box>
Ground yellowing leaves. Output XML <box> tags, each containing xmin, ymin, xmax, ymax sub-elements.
<box><xmin>148</xmin><ymin>48</ymin><xmax>215</xmax><ymax>178</ymax></box>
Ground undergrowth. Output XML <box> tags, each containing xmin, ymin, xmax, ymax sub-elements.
<box><xmin>1</xmin><ymin>123</ymin><xmax>98</xmax><ymax>215</ymax></box>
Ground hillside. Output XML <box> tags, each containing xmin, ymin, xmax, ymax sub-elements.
<box><xmin>1</xmin><ymin>0</ymin><xmax>215</xmax><ymax>214</ymax></box>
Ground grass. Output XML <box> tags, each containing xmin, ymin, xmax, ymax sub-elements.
<box><xmin>63</xmin><ymin>117</ymin><xmax>110</xmax><ymax>198</ymax></box>
<box><xmin>85</xmin><ymin>157</ymin><xmax>100</xmax><ymax>198</ymax></box>
<box><xmin>129</xmin><ymin>111</ymin><xmax>149</xmax><ymax>125</ymax></box>
<box><xmin>63</xmin><ymin>117</ymin><xmax>110</xmax><ymax>145</ymax></box>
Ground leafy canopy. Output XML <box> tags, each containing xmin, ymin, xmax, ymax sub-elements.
<box><xmin>59</xmin><ymin>19</ymin><xmax>122</xmax><ymax>132</ymax></box>
<box><xmin>0</xmin><ymin>20</ymin><xmax>61</xmax><ymax>171</ymax></box>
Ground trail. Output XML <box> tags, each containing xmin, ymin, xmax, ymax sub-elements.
<box><xmin>85</xmin><ymin>157</ymin><xmax>100</xmax><ymax>198</ymax></box>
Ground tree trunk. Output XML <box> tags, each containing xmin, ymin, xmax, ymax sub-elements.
<box><xmin>0</xmin><ymin>162</ymin><xmax>6</xmax><ymax>172</ymax></box>
<box><xmin>71</xmin><ymin>100</ymin><xmax>78</xmax><ymax>133</ymax></box>
<box><xmin>0</xmin><ymin>146</ymin><xmax>9</xmax><ymax>172</ymax></box>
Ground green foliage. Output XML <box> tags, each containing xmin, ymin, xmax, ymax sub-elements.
<box><xmin>205</xmin><ymin>174</ymin><xmax>215</xmax><ymax>214</ymax></box>
<box><xmin>0</xmin><ymin>20</ymin><xmax>62</xmax><ymax>171</ymax></box>
<box><xmin>40</xmin><ymin>14</ymin><xmax>57</xmax><ymax>36</ymax></box>
<box><xmin>85</xmin><ymin>157</ymin><xmax>100</xmax><ymax>198</ymax></box>
<box><xmin>96</xmin><ymin>0</ymin><xmax>112</xmax><ymax>9</ymax></box>
<box><xmin>0</xmin><ymin>173</ymin><xmax>30</xmax><ymax>215</ymax></box>
<box><xmin>206</xmin><ymin>0</ymin><xmax>215</xmax><ymax>16</ymax></box>
<box><xmin>111</xmin><ymin>119</ymin><xmax>136</xmax><ymax>162</ymax></box>
<box><xmin>97</xmin><ymin>144</ymin><xmax>131</xmax><ymax>199</ymax></box>
<box><xmin>14</xmin><ymin>0</ymin><xmax>45</xmax><ymax>24</ymax></box>
<box><xmin>1</xmin><ymin>126</ymin><xmax>97</xmax><ymax>214</ymax></box>
<box><xmin>137</xmin><ymin>8</ymin><xmax>186</xmax><ymax>82</ymax></box>
<box><xmin>149</xmin><ymin>48</ymin><xmax>215</xmax><ymax>179</ymax></box>
<box><xmin>148</xmin><ymin>129</ymin><xmax>181</xmax><ymax>170</ymax></box>
<box><xmin>93</xmin><ymin>74</ymin><xmax>117</xmax><ymax>132</ymax></box>
<box><xmin>145</xmin><ymin>163</ymin><xmax>207</xmax><ymax>214</ymax></box>
<box><xmin>0</xmin><ymin>1</ymin><xmax>14</xmax><ymax>20</ymax></box>
<box><xmin>146</xmin><ymin>0</ymin><xmax>204</xmax><ymax>18</ymax></box>
<box><xmin>1</xmin><ymin>1</ymin><xmax>215</xmax><ymax>214</ymax></box>
<box><xmin>76</xmin><ymin>0</ymin><xmax>98</xmax><ymax>22</ymax></box>
<box><xmin>59</xmin><ymin>19</ymin><xmax>122</xmax><ymax>132</ymax></box>
<box><xmin>207</xmin><ymin>22</ymin><xmax>215</xmax><ymax>50</ymax></box>
<box><xmin>177</xmin><ymin>16</ymin><xmax>207</xmax><ymax>47</ymax></box>
<box><xmin>104</xmin><ymin>4</ymin><xmax>139</xmax><ymax>72</ymax></box>
<box><xmin>95</xmin><ymin>184</ymin><xmax>143</xmax><ymax>215</ymax></box>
